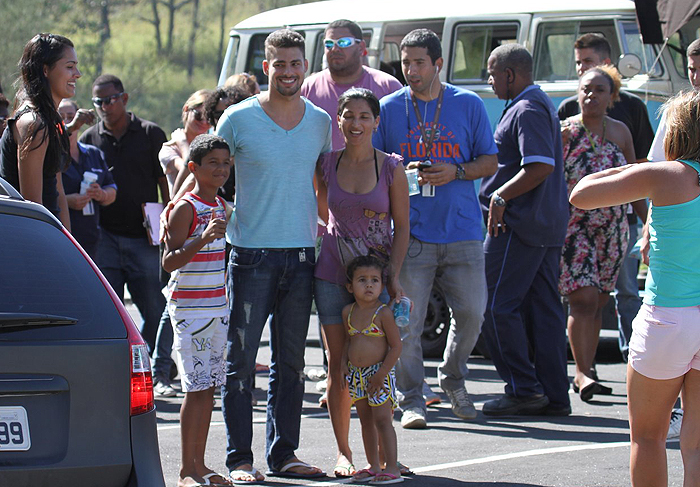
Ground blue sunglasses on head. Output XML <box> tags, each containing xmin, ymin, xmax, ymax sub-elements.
<box><xmin>324</xmin><ymin>37</ymin><xmax>361</xmax><ymax>49</ymax></box>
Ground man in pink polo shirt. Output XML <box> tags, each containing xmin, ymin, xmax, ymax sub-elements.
<box><xmin>302</xmin><ymin>19</ymin><xmax>402</xmax><ymax>151</ymax></box>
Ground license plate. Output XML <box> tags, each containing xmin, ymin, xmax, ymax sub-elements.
<box><xmin>0</xmin><ymin>406</ymin><xmax>31</xmax><ymax>451</ymax></box>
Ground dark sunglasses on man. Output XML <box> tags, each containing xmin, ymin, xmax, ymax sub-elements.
<box><xmin>92</xmin><ymin>92</ymin><xmax>124</xmax><ymax>108</ymax></box>
<box><xmin>324</xmin><ymin>37</ymin><xmax>361</xmax><ymax>50</ymax></box>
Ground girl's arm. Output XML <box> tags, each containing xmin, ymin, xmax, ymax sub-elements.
<box><xmin>55</xmin><ymin>173</ymin><xmax>71</xmax><ymax>231</ymax></box>
<box><xmin>367</xmin><ymin>307</ymin><xmax>402</xmax><ymax>395</ymax></box>
<box><xmin>615</xmin><ymin>121</ymin><xmax>649</xmax><ymax>222</ymax></box>
<box><xmin>570</xmin><ymin>162</ymin><xmax>671</xmax><ymax>210</ymax></box>
<box><xmin>315</xmin><ymin>156</ymin><xmax>329</xmax><ymax>225</ymax></box>
<box><xmin>387</xmin><ymin>161</ymin><xmax>410</xmax><ymax>303</ymax></box>
<box><xmin>15</xmin><ymin>115</ymin><xmax>47</xmax><ymax>205</ymax></box>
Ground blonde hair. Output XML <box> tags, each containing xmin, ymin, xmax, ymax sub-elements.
<box><xmin>580</xmin><ymin>64</ymin><xmax>621</xmax><ymax>108</ymax></box>
<box><xmin>181</xmin><ymin>89</ymin><xmax>211</xmax><ymax>125</ymax></box>
<box><xmin>223</xmin><ymin>73</ymin><xmax>259</xmax><ymax>96</ymax></box>
<box><xmin>663</xmin><ymin>90</ymin><xmax>700</xmax><ymax>162</ymax></box>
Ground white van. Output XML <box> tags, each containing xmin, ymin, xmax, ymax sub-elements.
<box><xmin>219</xmin><ymin>0</ymin><xmax>699</xmax><ymax>130</ymax></box>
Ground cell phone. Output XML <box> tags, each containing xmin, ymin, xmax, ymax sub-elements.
<box><xmin>418</xmin><ymin>161</ymin><xmax>432</xmax><ymax>170</ymax></box>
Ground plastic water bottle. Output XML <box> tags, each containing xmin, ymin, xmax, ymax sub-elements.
<box><xmin>80</xmin><ymin>171</ymin><xmax>98</xmax><ymax>216</ymax></box>
<box><xmin>393</xmin><ymin>297</ymin><xmax>411</xmax><ymax>340</ymax></box>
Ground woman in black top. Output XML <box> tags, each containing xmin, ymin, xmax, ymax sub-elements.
<box><xmin>0</xmin><ymin>33</ymin><xmax>82</xmax><ymax>230</ymax></box>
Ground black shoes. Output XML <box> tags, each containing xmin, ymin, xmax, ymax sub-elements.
<box><xmin>482</xmin><ymin>394</ymin><xmax>550</xmax><ymax>416</ymax></box>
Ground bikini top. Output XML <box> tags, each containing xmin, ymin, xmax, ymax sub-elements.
<box><xmin>347</xmin><ymin>303</ymin><xmax>386</xmax><ymax>337</ymax></box>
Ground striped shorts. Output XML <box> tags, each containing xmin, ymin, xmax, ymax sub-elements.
<box><xmin>347</xmin><ymin>361</ymin><xmax>397</xmax><ymax>409</ymax></box>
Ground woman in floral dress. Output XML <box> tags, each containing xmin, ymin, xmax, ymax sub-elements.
<box><xmin>560</xmin><ymin>65</ymin><xmax>637</xmax><ymax>402</ymax></box>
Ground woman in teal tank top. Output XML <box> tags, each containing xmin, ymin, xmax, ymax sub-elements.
<box><xmin>569</xmin><ymin>90</ymin><xmax>700</xmax><ymax>487</ymax></box>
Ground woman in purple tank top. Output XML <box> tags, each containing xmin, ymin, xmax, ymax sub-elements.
<box><xmin>314</xmin><ymin>88</ymin><xmax>409</xmax><ymax>478</ymax></box>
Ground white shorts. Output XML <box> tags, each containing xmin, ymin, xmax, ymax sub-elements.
<box><xmin>170</xmin><ymin>316</ymin><xmax>228</xmax><ymax>392</ymax></box>
<box><xmin>629</xmin><ymin>303</ymin><xmax>700</xmax><ymax>380</ymax></box>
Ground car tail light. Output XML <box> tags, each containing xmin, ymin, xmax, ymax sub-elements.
<box><xmin>62</xmin><ymin>229</ymin><xmax>155</xmax><ymax>415</ymax></box>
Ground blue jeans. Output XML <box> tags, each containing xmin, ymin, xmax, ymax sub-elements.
<box><xmin>614</xmin><ymin>221</ymin><xmax>642</xmax><ymax>362</ymax></box>
<box><xmin>152</xmin><ymin>306</ymin><xmax>174</xmax><ymax>382</ymax></box>
<box><xmin>396</xmin><ymin>238</ymin><xmax>487</xmax><ymax>414</ymax></box>
<box><xmin>97</xmin><ymin>229</ymin><xmax>165</xmax><ymax>353</ymax></box>
<box><xmin>222</xmin><ymin>246</ymin><xmax>315</xmax><ymax>471</ymax></box>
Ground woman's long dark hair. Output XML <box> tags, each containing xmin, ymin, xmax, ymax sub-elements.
<box><xmin>17</xmin><ymin>33</ymin><xmax>72</xmax><ymax>173</ymax></box>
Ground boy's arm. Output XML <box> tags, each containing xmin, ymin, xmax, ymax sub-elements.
<box><xmin>163</xmin><ymin>204</ymin><xmax>226</xmax><ymax>273</ymax></box>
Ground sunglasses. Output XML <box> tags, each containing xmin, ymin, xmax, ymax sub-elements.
<box><xmin>324</xmin><ymin>37</ymin><xmax>361</xmax><ymax>50</ymax></box>
<box><xmin>92</xmin><ymin>92</ymin><xmax>124</xmax><ymax>108</ymax></box>
<box><xmin>188</xmin><ymin>107</ymin><xmax>206</xmax><ymax>122</ymax></box>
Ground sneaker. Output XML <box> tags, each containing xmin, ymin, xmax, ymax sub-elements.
<box><xmin>422</xmin><ymin>381</ymin><xmax>441</xmax><ymax>407</ymax></box>
<box><xmin>306</xmin><ymin>368</ymin><xmax>327</xmax><ymax>381</ymax></box>
<box><xmin>482</xmin><ymin>394</ymin><xmax>549</xmax><ymax>417</ymax></box>
<box><xmin>668</xmin><ymin>408</ymin><xmax>683</xmax><ymax>439</ymax></box>
<box><xmin>401</xmin><ymin>408</ymin><xmax>427</xmax><ymax>429</ymax></box>
<box><xmin>445</xmin><ymin>387</ymin><xmax>477</xmax><ymax>420</ymax></box>
<box><xmin>154</xmin><ymin>381</ymin><xmax>177</xmax><ymax>398</ymax></box>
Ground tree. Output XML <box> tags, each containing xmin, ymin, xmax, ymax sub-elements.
<box><xmin>186</xmin><ymin>0</ymin><xmax>199</xmax><ymax>79</ymax></box>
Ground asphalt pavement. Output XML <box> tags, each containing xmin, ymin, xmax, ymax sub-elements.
<box><xmin>125</xmin><ymin>305</ymin><xmax>686</xmax><ymax>487</ymax></box>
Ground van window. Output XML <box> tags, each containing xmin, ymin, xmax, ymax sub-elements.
<box><xmin>245</xmin><ymin>31</ymin><xmax>306</xmax><ymax>87</ymax></box>
<box><xmin>619</xmin><ymin>21</ymin><xmax>663</xmax><ymax>77</ymax></box>
<box><xmin>245</xmin><ymin>34</ymin><xmax>269</xmax><ymax>86</ymax></box>
<box><xmin>534</xmin><ymin>20</ymin><xmax>620</xmax><ymax>82</ymax></box>
<box><xmin>221</xmin><ymin>35</ymin><xmax>240</xmax><ymax>83</ymax></box>
<box><xmin>668</xmin><ymin>19</ymin><xmax>700</xmax><ymax>78</ymax></box>
<box><xmin>450</xmin><ymin>23</ymin><xmax>519</xmax><ymax>83</ymax></box>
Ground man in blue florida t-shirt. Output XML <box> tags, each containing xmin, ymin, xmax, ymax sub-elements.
<box><xmin>479</xmin><ymin>44</ymin><xmax>571</xmax><ymax>417</ymax></box>
<box><xmin>374</xmin><ymin>29</ymin><xmax>498</xmax><ymax>429</ymax></box>
<box><xmin>216</xmin><ymin>29</ymin><xmax>331</xmax><ymax>483</ymax></box>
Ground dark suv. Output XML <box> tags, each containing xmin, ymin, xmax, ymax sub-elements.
<box><xmin>0</xmin><ymin>178</ymin><xmax>164</xmax><ymax>486</ymax></box>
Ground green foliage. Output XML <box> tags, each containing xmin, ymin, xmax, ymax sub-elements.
<box><xmin>1</xmin><ymin>0</ymin><xmax>322</xmax><ymax>134</ymax></box>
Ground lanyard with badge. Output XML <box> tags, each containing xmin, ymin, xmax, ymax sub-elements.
<box><xmin>410</xmin><ymin>84</ymin><xmax>444</xmax><ymax>197</ymax></box>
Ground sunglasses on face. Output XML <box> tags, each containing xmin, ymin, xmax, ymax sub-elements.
<box><xmin>324</xmin><ymin>37</ymin><xmax>361</xmax><ymax>50</ymax></box>
<box><xmin>92</xmin><ymin>92</ymin><xmax>123</xmax><ymax>108</ymax></box>
<box><xmin>188</xmin><ymin>107</ymin><xmax>206</xmax><ymax>122</ymax></box>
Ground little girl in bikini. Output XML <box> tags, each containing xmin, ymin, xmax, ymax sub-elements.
<box><xmin>341</xmin><ymin>255</ymin><xmax>403</xmax><ymax>485</ymax></box>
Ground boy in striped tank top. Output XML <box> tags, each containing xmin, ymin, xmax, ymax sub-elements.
<box><xmin>163</xmin><ymin>134</ymin><xmax>234</xmax><ymax>487</ymax></box>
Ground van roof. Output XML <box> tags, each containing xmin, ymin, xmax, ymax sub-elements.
<box><xmin>234</xmin><ymin>0</ymin><xmax>636</xmax><ymax>30</ymax></box>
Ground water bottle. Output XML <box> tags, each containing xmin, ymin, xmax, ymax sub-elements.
<box><xmin>393</xmin><ymin>296</ymin><xmax>411</xmax><ymax>340</ymax></box>
<box><xmin>80</xmin><ymin>171</ymin><xmax>99</xmax><ymax>216</ymax></box>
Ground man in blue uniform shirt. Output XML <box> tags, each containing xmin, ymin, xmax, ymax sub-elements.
<box><xmin>479</xmin><ymin>44</ymin><xmax>571</xmax><ymax>416</ymax></box>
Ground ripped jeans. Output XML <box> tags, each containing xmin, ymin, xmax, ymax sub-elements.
<box><xmin>222</xmin><ymin>246</ymin><xmax>315</xmax><ymax>472</ymax></box>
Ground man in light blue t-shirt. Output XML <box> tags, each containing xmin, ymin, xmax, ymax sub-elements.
<box><xmin>216</xmin><ymin>29</ymin><xmax>331</xmax><ymax>484</ymax></box>
<box><xmin>374</xmin><ymin>29</ymin><xmax>498</xmax><ymax>429</ymax></box>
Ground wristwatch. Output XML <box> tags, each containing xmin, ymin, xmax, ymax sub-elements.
<box><xmin>454</xmin><ymin>163</ymin><xmax>466</xmax><ymax>180</ymax></box>
<box><xmin>492</xmin><ymin>192</ymin><xmax>506</xmax><ymax>207</ymax></box>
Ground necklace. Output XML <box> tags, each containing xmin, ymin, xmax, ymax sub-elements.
<box><xmin>582</xmin><ymin>117</ymin><xmax>607</xmax><ymax>160</ymax></box>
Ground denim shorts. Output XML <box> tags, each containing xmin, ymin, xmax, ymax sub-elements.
<box><xmin>315</xmin><ymin>278</ymin><xmax>390</xmax><ymax>326</ymax></box>
<box><xmin>314</xmin><ymin>278</ymin><xmax>355</xmax><ymax>325</ymax></box>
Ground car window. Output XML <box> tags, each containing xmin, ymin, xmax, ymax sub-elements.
<box><xmin>534</xmin><ymin>19</ymin><xmax>620</xmax><ymax>82</ymax></box>
<box><xmin>0</xmin><ymin>213</ymin><xmax>126</xmax><ymax>341</ymax></box>
<box><xmin>450</xmin><ymin>23</ymin><xmax>519</xmax><ymax>83</ymax></box>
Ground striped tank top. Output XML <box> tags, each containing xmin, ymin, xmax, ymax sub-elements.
<box><xmin>165</xmin><ymin>192</ymin><xmax>228</xmax><ymax>319</ymax></box>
